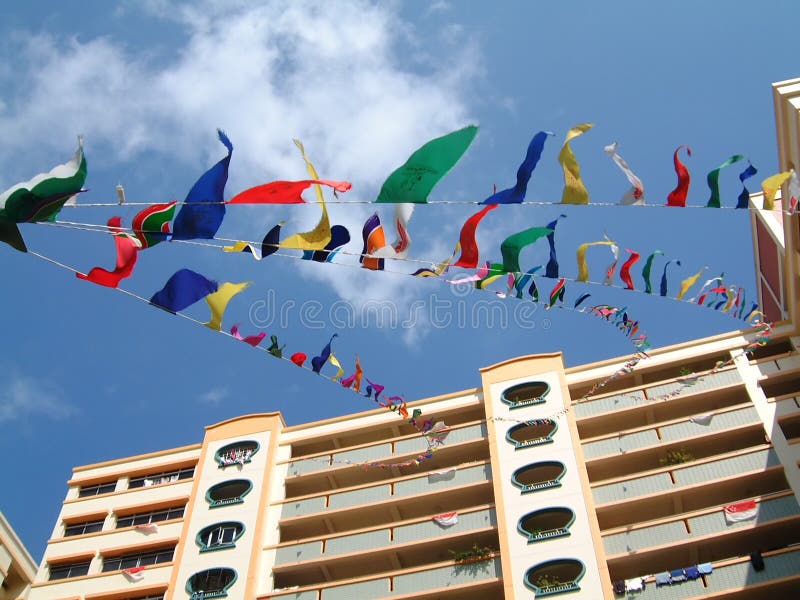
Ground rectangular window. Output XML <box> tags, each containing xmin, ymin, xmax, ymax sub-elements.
<box><xmin>49</xmin><ymin>561</ymin><xmax>91</xmax><ymax>580</ymax></box>
<box><xmin>116</xmin><ymin>506</ymin><xmax>185</xmax><ymax>529</ymax></box>
<box><xmin>128</xmin><ymin>467</ymin><xmax>195</xmax><ymax>489</ymax></box>
<box><xmin>64</xmin><ymin>519</ymin><xmax>104</xmax><ymax>537</ymax></box>
<box><xmin>102</xmin><ymin>547</ymin><xmax>175</xmax><ymax>572</ymax></box>
<box><xmin>78</xmin><ymin>481</ymin><xmax>117</xmax><ymax>498</ymax></box>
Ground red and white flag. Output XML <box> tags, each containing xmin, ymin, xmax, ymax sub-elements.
<box><xmin>723</xmin><ymin>499</ymin><xmax>758</xmax><ymax>524</ymax></box>
<box><xmin>123</xmin><ymin>566</ymin><xmax>145</xmax><ymax>581</ymax></box>
<box><xmin>433</xmin><ymin>512</ymin><xmax>458</xmax><ymax>527</ymax></box>
<box><xmin>134</xmin><ymin>523</ymin><xmax>159</xmax><ymax>534</ymax></box>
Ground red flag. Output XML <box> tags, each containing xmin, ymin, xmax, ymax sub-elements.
<box><xmin>76</xmin><ymin>216</ymin><xmax>139</xmax><ymax>288</ymax></box>
<box><xmin>290</xmin><ymin>352</ymin><xmax>306</xmax><ymax>367</ymax></box>
<box><xmin>723</xmin><ymin>499</ymin><xmax>758</xmax><ymax>523</ymax></box>
<box><xmin>453</xmin><ymin>204</ymin><xmax>498</xmax><ymax>268</ymax></box>
<box><xmin>666</xmin><ymin>145</ymin><xmax>692</xmax><ymax>207</ymax></box>
<box><xmin>228</xmin><ymin>180</ymin><xmax>351</xmax><ymax>204</ymax></box>
<box><xmin>122</xmin><ymin>566</ymin><xmax>145</xmax><ymax>581</ymax></box>
<box><xmin>619</xmin><ymin>249</ymin><xmax>640</xmax><ymax>290</ymax></box>
<box><xmin>433</xmin><ymin>512</ymin><xmax>458</xmax><ymax>527</ymax></box>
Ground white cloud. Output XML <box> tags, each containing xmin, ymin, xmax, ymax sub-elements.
<box><xmin>0</xmin><ymin>0</ymin><xmax>482</xmax><ymax>344</ymax></box>
<box><xmin>0</xmin><ymin>371</ymin><xmax>75</xmax><ymax>423</ymax></box>
<box><xmin>199</xmin><ymin>386</ymin><xmax>230</xmax><ymax>405</ymax></box>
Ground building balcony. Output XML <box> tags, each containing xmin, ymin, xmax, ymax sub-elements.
<box><xmin>602</xmin><ymin>493</ymin><xmax>799</xmax><ymax>555</ymax></box>
<box><xmin>263</xmin><ymin>557</ymin><xmax>502</xmax><ymax>600</ymax></box>
<box><xmin>279</xmin><ymin>463</ymin><xmax>492</xmax><ymax>520</ymax></box>
<box><xmin>28</xmin><ymin>562</ymin><xmax>172</xmax><ymax>600</ymax></box>
<box><xmin>283</xmin><ymin>423</ymin><xmax>488</xmax><ymax>498</ymax></box>
<box><xmin>274</xmin><ymin>507</ymin><xmax>496</xmax><ymax>565</ymax></box>
<box><xmin>44</xmin><ymin>519</ymin><xmax>183</xmax><ymax>558</ymax></box>
<box><xmin>60</xmin><ymin>479</ymin><xmax>195</xmax><ymax>520</ymax></box>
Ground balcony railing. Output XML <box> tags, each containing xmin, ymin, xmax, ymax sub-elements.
<box><xmin>274</xmin><ymin>508</ymin><xmax>497</xmax><ymax>564</ymax></box>
<box><xmin>280</xmin><ymin>464</ymin><xmax>492</xmax><ymax>519</ymax></box>
<box><xmin>285</xmin><ymin>423</ymin><xmax>487</xmax><ymax>478</ymax></box>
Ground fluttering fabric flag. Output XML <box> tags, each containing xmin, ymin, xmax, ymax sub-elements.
<box><xmin>279</xmin><ymin>140</ymin><xmax>333</xmax><ymax>250</ymax></box>
<box><xmin>150</xmin><ymin>269</ymin><xmax>218</xmax><ymax>313</ymax></box>
<box><xmin>302</xmin><ymin>225</ymin><xmax>350</xmax><ymax>262</ymax></box>
<box><xmin>223</xmin><ymin>222</ymin><xmax>284</xmax><ymax>260</ymax></box>
<box><xmin>134</xmin><ymin>523</ymin><xmax>159</xmax><ymax>534</ymax></box>
<box><xmin>171</xmin><ymin>129</ymin><xmax>232</xmax><ymax>240</ymax></box>
<box><xmin>375</xmin><ymin>125</ymin><xmax>478</xmax><ymax>203</ymax></box>
<box><xmin>0</xmin><ymin>137</ymin><xmax>87</xmax><ymax>251</ymax></box>
<box><xmin>447</xmin><ymin>261</ymin><xmax>490</xmax><ymax>285</ymax></box>
<box><xmin>641</xmin><ymin>250</ymin><xmax>664</xmax><ymax>294</ymax></box>
<box><xmin>413</xmin><ymin>243</ymin><xmax>460</xmax><ymax>277</ymax></box>
<box><xmin>548</xmin><ymin>278</ymin><xmax>566</xmax><ymax>307</ymax></box>
<box><xmin>122</xmin><ymin>566</ymin><xmax>145</xmax><ymax>581</ymax></box>
<box><xmin>480</xmin><ymin>131</ymin><xmax>553</xmax><ymax>204</ymax></box>
<box><xmin>372</xmin><ymin>203</ymin><xmax>414</xmax><ymax>260</ymax></box>
<box><xmin>603</xmin><ymin>239</ymin><xmax>620</xmax><ymax>285</ymax></box>
<box><xmin>736</xmin><ymin>162</ymin><xmax>758</xmax><ymax>209</ymax></box>
<box><xmin>723</xmin><ymin>499</ymin><xmax>758</xmax><ymax>524</ymax></box>
<box><xmin>227</xmin><ymin>179</ymin><xmax>351</xmax><ymax>204</ymax></box>
<box><xmin>453</xmin><ymin>204</ymin><xmax>498</xmax><ymax>268</ymax></box>
<box><xmin>761</xmin><ymin>170</ymin><xmax>792</xmax><ymax>210</ymax></box>
<box><xmin>432</xmin><ymin>512</ymin><xmax>459</xmax><ymax>527</ymax></box>
<box><xmin>360</xmin><ymin>213</ymin><xmax>386</xmax><ymax>271</ymax></box>
<box><xmin>311</xmin><ymin>334</ymin><xmax>337</xmax><ymax>374</ymax></box>
<box><xmin>500</xmin><ymin>225</ymin><xmax>553</xmax><ymax>274</ymax></box>
<box><xmin>545</xmin><ymin>214</ymin><xmax>566</xmax><ymax>278</ymax></box>
<box><xmin>574</xmin><ymin>292</ymin><xmax>592</xmax><ymax>308</ymax></box>
<box><xmin>290</xmin><ymin>352</ymin><xmax>306</xmax><ymax>367</ymax></box>
<box><xmin>340</xmin><ymin>355</ymin><xmax>363</xmax><ymax>392</ymax></box>
<box><xmin>204</xmin><ymin>281</ymin><xmax>250</xmax><ymax>331</ymax></box>
<box><xmin>666</xmin><ymin>145</ymin><xmax>692</xmax><ymax>207</ymax></box>
<box><xmin>267</xmin><ymin>335</ymin><xmax>285</xmax><ymax>358</ymax></box>
<box><xmin>693</xmin><ymin>275</ymin><xmax>724</xmax><ymax>304</ymax></box>
<box><xmin>690</xmin><ymin>413</ymin><xmax>714</xmax><ymax>426</ymax></box>
<box><xmin>660</xmin><ymin>259</ymin><xmax>681</xmax><ymax>297</ymax></box>
<box><xmin>559</xmin><ymin>123</ymin><xmax>593</xmax><ymax>205</ymax></box>
<box><xmin>676</xmin><ymin>266</ymin><xmax>707</xmax><ymax>300</ymax></box>
<box><xmin>132</xmin><ymin>202</ymin><xmax>176</xmax><ymax>248</ymax></box>
<box><xmin>619</xmin><ymin>249</ymin><xmax>640</xmax><ymax>290</ymax></box>
<box><xmin>513</xmin><ymin>266</ymin><xmax>541</xmax><ymax>299</ymax></box>
<box><xmin>230</xmin><ymin>323</ymin><xmax>266</xmax><ymax>347</ymax></box>
<box><xmin>365</xmin><ymin>377</ymin><xmax>385</xmax><ymax>401</ymax></box>
<box><xmin>76</xmin><ymin>217</ymin><xmax>140</xmax><ymax>288</ymax></box>
<box><xmin>576</xmin><ymin>240</ymin><xmax>616</xmax><ymax>282</ymax></box>
<box><xmin>328</xmin><ymin>352</ymin><xmax>345</xmax><ymax>381</ymax></box>
<box><xmin>706</xmin><ymin>155</ymin><xmax>745</xmax><ymax>208</ymax></box>
<box><xmin>604</xmin><ymin>141</ymin><xmax>645</xmax><ymax>205</ymax></box>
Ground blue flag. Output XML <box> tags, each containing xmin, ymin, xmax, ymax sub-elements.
<box><xmin>481</xmin><ymin>131</ymin><xmax>552</xmax><ymax>204</ymax></box>
<box><xmin>150</xmin><ymin>269</ymin><xmax>218</xmax><ymax>313</ymax></box>
<box><xmin>311</xmin><ymin>334</ymin><xmax>338</xmax><ymax>374</ymax></box>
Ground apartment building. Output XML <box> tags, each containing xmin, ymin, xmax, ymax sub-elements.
<box><xmin>0</xmin><ymin>511</ymin><xmax>37</xmax><ymax>600</ymax></box>
<box><xmin>25</xmin><ymin>79</ymin><xmax>800</xmax><ymax>599</ymax></box>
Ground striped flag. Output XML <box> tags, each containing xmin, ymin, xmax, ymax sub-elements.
<box><xmin>433</xmin><ymin>512</ymin><xmax>458</xmax><ymax>527</ymax></box>
<box><xmin>123</xmin><ymin>566</ymin><xmax>145</xmax><ymax>581</ymax></box>
<box><xmin>723</xmin><ymin>499</ymin><xmax>758</xmax><ymax>524</ymax></box>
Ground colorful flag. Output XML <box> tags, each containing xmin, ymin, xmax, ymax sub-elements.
<box><xmin>122</xmin><ymin>566</ymin><xmax>145</xmax><ymax>581</ymax></box>
<box><xmin>204</xmin><ymin>281</ymin><xmax>250</xmax><ymax>331</ymax></box>
<box><xmin>171</xmin><ymin>129</ymin><xmax>232</xmax><ymax>240</ymax></box>
<box><xmin>278</xmin><ymin>140</ymin><xmax>333</xmax><ymax>250</ymax></box>
<box><xmin>376</xmin><ymin>126</ymin><xmax>478</xmax><ymax>203</ymax></box>
<box><xmin>230</xmin><ymin>323</ymin><xmax>266</xmax><ymax>347</ymax></box>
<box><xmin>500</xmin><ymin>225</ymin><xmax>553</xmax><ymax>274</ymax></box>
<box><xmin>677</xmin><ymin>266</ymin><xmax>707</xmax><ymax>300</ymax></box>
<box><xmin>559</xmin><ymin>123</ymin><xmax>593</xmax><ymax>205</ymax></box>
<box><xmin>328</xmin><ymin>352</ymin><xmax>344</xmax><ymax>381</ymax></box>
<box><xmin>619</xmin><ymin>249</ymin><xmax>640</xmax><ymax>290</ymax></box>
<box><xmin>340</xmin><ymin>355</ymin><xmax>364</xmax><ymax>392</ymax></box>
<box><xmin>267</xmin><ymin>335</ymin><xmax>285</xmax><ymax>358</ymax></box>
<box><xmin>76</xmin><ymin>217</ymin><xmax>139</xmax><ymax>288</ymax></box>
<box><xmin>360</xmin><ymin>213</ymin><xmax>386</xmax><ymax>271</ymax></box>
<box><xmin>311</xmin><ymin>334</ymin><xmax>337</xmax><ymax>373</ymax></box>
<box><xmin>150</xmin><ymin>269</ymin><xmax>218</xmax><ymax>313</ymax></box>
<box><xmin>290</xmin><ymin>352</ymin><xmax>306</xmax><ymax>367</ymax></box>
<box><xmin>548</xmin><ymin>278</ymin><xmax>566</xmax><ymax>307</ymax></box>
<box><xmin>706</xmin><ymin>155</ymin><xmax>744</xmax><ymax>207</ymax></box>
<box><xmin>604</xmin><ymin>141</ymin><xmax>644</xmax><ymax>205</ymax></box>
<box><xmin>545</xmin><ymin>214</ymin><xmax>566</xmax><ymax>278</ymax></box>
<box><xmin>481</xmin><ymin>131</ymin><xmax>553</xmax><ymax>204</ymax></box>
<box><xmin>132</xmin><ymin>202</ymin><xmax>175</xmax><ymax>248</ymax></box>
<box><xmin>432</xmin><ymin>512</ymin><xmax>459</xmax><ymax>527</ymax></box>
<box><xmin>413</xmin><ymin>243</ymin><xmax>460</xmax><ymax>277</ymax></box>
<box><xmin>576</xmin><ymin>240</ymin><xmax>616</xmax><ymax>282</ymax></box>
<box><xmin>723</xmin><ymin>499</ymin><xmax>758</xmax><ymax>524</ymax></box>
<box><xmin>223</xmin><ymin>221</ymin><xmax>284</xmax><ymax>260</ymax></box>
<box><xmin>453</xmin><ymin>204</ymin><xmax>497</xmax><ymax>268</ymax></box>
<box><xmin>666</xmin><ymin>145</ymin><xmax>692</xmax><ymax>207</ymax></box>
<box><xmin>227</xmin><ymin>179</ymin><xmax>351</xmax><ymax>204</ymax></box>
<box><xmin>641</xmin><ymin>250</ymin><xmax>664</xmax><ymax>294</ymax></box>
<box><xmin>737</xmin><ymin>162</ymin><xmax>758</xmax><ymax>209</ymax></box>
<box><xmin>372</xmin><ymin>203</ymin><xmax>414</xmax><ymax>260</ymax></box>
<box><xmin>761</xmin><ymin>171</ymin><xmax>792</xmax><ymax>210</ymax></box>
<box><xmin>302</xmin><ymin>225</ymin><xmax>350</xmax><ymax>262</ymax></box>
<box><xmin>134</xmin><ymin>523</ymin><xmax>159</xmax><ymax>534</ymax></box>
<box><xmin>660</xmin><ymin>259</ymin><xmax>681</xmax><ymax>297</ymax></box>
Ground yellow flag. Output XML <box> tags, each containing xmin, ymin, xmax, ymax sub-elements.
<box><xmin>559</xmin><ymin>123</ymin><xmax>593</xmax><ymax>205</ymax></box>
<box><xmin>576</xmin><ymin>240</ymin><xmax>615</xmax><ymax>282</ymax></box>
<box><xmin>204</xmin><ymin>281</ymin><xmax>250</xmax><ymax>331</ymax></box>
<box><xmin>222</xmin><ymin>241</ymin><xmax>249</xmax><ymax>253</ymax></box>
<box><xmin>279</xmin><ymin>140</ymin><xmax>332</xmax><ymax>250</ymax></box>
<box><xmin>328</xmin><ymin>352</ymin><xmax>344</xmax><ymax>381</ymax></box>
<box><xmin>761</xmin><ymin>171</ymin><xmax>791</xmax><ymax>210</ymax></box>
<box><xmin>677</xmin><ymin>267</ymin><xmax>707</xmax><ymax>300</ymax></box>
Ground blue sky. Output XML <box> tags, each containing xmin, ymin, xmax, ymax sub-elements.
<box><xmin>0</xmin><ymin>0</ymin><xmax>797</xmax><ymax>559</ymax></box>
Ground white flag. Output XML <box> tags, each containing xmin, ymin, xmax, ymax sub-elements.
<box><xmin>723</xmin><ymin>499</ymin><xmax>758</xmax><ymax>524</ymax></box>
<box><xmin>690</xmin><ymin>413</ymin><xmax>714</xmax><ymax>426</ymax></box>
<box><xmin>604</xmin><ymin>141</ymin><xmax>645</xmax><ymax>205</ymax></box>
<box><xmin>123</xmin><ymin>566</ymin><xmax>145</xmax><ymax>581</ymax></box>
<box><xmin>433</xmin><ymin>512</ymin><xmax>458</xmax><ymax>527</ymax></box>
<box><xmin>134</xmin><ymin>522</ymin><xmax>159</xmax><ymax>534</ymax></box>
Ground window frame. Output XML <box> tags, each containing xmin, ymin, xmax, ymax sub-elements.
<box><xmin>196</xmin><ymin>522</ymin><xmax>245</xmax><ymax>552</ymax></box>
<box><xmin>101</xmin><ymin>546</ymin><xmax>176</xmax><ymax>572</ymax></box>
<box><xmin>115</xmin><ymin>505</ymin><xmax>185</xmax><ymax>529</ymax></box>
<box><xmin>64</xmin><ymin>518</ymin><xmax>105</xmax><ymax>537</ymax></box>
<box><xmin>186</xmin><ymin>567</ymin><xmax>238</xmax><ymax>599</ymax></box>
<box><xmin>48</xmin><ymin>560</ymin><xmax>91</xmax><ymax>581</ymax></box>
<box><xmin>128</xmin><ymin>466</ymin><xmax>195</xmax><ymax>489</ymax></box>
<box><xmin>501</xmin><ymin>381</ymin><xmax>550</xmax><ymax>409</ymax></box>
<box><xmin>206</xmin><ymin>479</ymin><xmax>253</xmax><ymax>508</ymax></box>
<box><xmin>77</xmin><ymin>481</ymin><xmax>117</xmax><ymax>498</ymax></box>
<box><xmin>214</xmin><ymin>441</ymin><xmax>259</xmax><ymax>468</ymax></box>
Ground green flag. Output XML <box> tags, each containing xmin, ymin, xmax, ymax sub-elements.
<box><xmin>375</xmin><ymin>125</ymin><xmax>478</xmax><ymax>203</ymax></box>
<box><xmin>501</xmin><ymin>226</ymin><xmax>553</xmax><ymax>274</ymax></box>
<box><xmin>706</xmin><ymin>154</ymin><xmax>744</xmax><ymax>208</ymax></box>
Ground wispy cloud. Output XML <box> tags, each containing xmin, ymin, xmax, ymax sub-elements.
<box><xmin>0</xmin><ymin>371</ymin><xmax>75</xmax><ymax>423</ymax></box>
<box><xmin>199</xmin><ymin>386</ymin><xmax>230</xmax><ymax>405</ymax></box>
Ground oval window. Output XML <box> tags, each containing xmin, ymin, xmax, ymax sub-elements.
<box><xmin>215</xmin><ymin>441</ymin><xmax>259</xmax><ymax>468</ymax></box>
<box><xmin>511</xmin><ymin>461</ymin><xmax>566</xmax><ymax>493</ymax></box>
<box><xmin>524</xmin><ymin>559</ymin><xmax>584</xmax><ymax>596</ymax></box>
<box><xmin>206</xmin><ymin>480</ymin><xmax>252</xmax><ymax>508</ymax></box>
<box><xmin>518</xmin><ymin>507</ymin><xmax>574</xmax><ymax>543</ymax></box>
<box><xmin>502</xmin><ymin>381</ymin><xmax>549</xmax><ymax>409</ymax></box>
<box><xmin>506</xmin><ymin>420</ymin><xmax>557</xmax><ymax>449</ymax></box>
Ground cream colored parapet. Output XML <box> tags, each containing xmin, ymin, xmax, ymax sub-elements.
<box><xmin>0</xmin><ymin>510</ymin><xmax>37</xmax><ymax>600</ymax></box>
